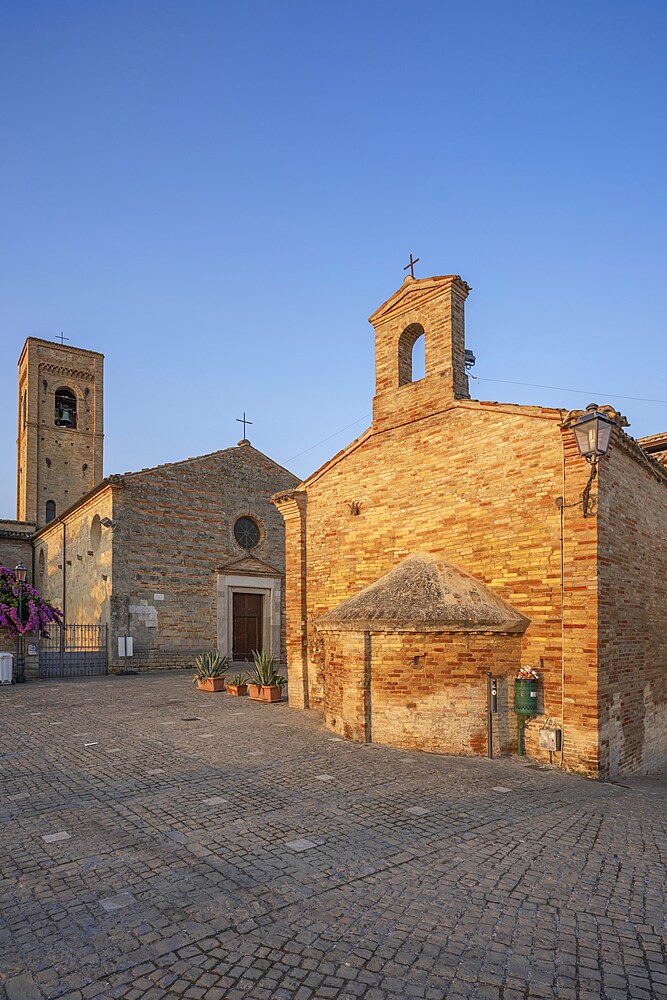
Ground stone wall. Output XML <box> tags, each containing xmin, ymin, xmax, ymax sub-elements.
<box><xmin>598</xmin><ymin>432</ymin><xmax>667</xmax><ymax>775</ymax></box>
<box><xmin>109</xmin><ymin>444</ymin><xmax>297</xmax><ymax>673</ymax></box>
<box><xmin>33</xmin><ymin>485</ymin><xmax>114</xmax><ymax>627</ymax></box>
<box><xmin>0</xmin><ymin>522</ymin><xmax>37</xmax><ymax>671</ymax></box>
<box><xmin>16</xmin><ymin>338</ymin><xmax>104</xmax><ymax>528</ymax></box>
<box><xmin>0</xmin><ymin>521</ymin><xmax>35</xmax><ymax>583</ymax></box>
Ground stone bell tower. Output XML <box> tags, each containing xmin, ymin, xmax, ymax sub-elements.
<box><xmin>368</xmin><ymin>274</ymin><xmax>471</xmax><ymax>432</ymax></box>
<box><xmin>16</xmin><ymin>338</ymin><xmax>104</xmax><ymax>529</ymax></box>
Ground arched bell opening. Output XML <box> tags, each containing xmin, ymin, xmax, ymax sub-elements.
<box><xmin>55</xmin><ymin>388</ymin><xmax>77</xmax><ymax>429</ymax></box>
<box><xmin>397</xmin><ymin>323</ymin><xmax>426</xmax><ymax>386</ymax></box>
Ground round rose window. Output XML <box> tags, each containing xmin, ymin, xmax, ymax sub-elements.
<box><xmin>234</xmin><ymin>516</ymin><xmax>260</xmax><ymax>549</ymax></box>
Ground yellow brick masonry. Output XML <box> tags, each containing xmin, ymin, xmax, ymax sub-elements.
<box><xmin>273</xmin><ymin>273</ymin><xmax>667</xmax><ymax>778</ymax></box>
<box><xmin>276</xmin><ymin>400</ymin><xmax>603</xmax><ymax>773</ymax></box>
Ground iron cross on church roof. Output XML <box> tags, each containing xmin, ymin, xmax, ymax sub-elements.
<box><xmin>403</xmin><ymin>253</ymin><xmax>420</xmax><ymax>278</ymax></box>
<box><xmin>236</xmin><ymin>412</ymin><xmax>253</xmax><ymax>439</ymax></box>
<box><xmin>56</xmin><ymin>332</ymin><xmax>70</xmax><ymax>346</ymax></box>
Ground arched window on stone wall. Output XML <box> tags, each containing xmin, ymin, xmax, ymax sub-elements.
<box><xmin>38</xmin><ymin>549</ymin><xmax>45</xmax><ymax>578</ymax></box>
<box><xmin>45</xmin><ymin>500</ymin><xmax>56</xmax><ymax>523</ymax></box>
<box><xmin>55</xmin><ymin>388</ymin><xmax>77</xmax><ymax>429</ymax></box>
<box><xmin>397</xmin><ymin>323</ymin><xmax>426</xmax><ymax>386</ymax></box>
<box><xmin>90</xmin><ymin>514</ymin><xmax>102</xmax><ymax>551</ymax></box>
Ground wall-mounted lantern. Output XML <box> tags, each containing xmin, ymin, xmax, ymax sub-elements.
<box><xmin>572</xmin><ymin>404</ymin><xmax>615</xmax><ymax>464</ymax></box>
<box><xmin>560</xmin><ymin>403</ymin><xmax>616</xmax><ymax>518</ymax></box>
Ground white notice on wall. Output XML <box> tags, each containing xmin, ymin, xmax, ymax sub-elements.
<box><xmin>154</xmin><ymin>593</ymin><xmax>164</xmax><ymax>601</ymax></box>
<box><xmin>118</xmin><ymin>636</ymin><xmax>134</xmax><ymax>657</ymax></box>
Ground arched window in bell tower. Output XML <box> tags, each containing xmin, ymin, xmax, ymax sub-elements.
<box><xmin>55</xmin><ymin>388</ymin><xmax>77</xmax><ymax>429</ymax></box>
<box><xmin>397</xmin><ymin>323</ymin><xmax>426</xmax><ymax>386</ymax></box>
<box><xmin>45</xmin><ymin>500</ymin><xmax>56</xmax><ymax>523</ymax></box>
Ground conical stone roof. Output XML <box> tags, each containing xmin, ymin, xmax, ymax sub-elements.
<box><xmin>315</xmin><ymin>553</ymin><xmax>529</xmax><ymax>634</ymax></box>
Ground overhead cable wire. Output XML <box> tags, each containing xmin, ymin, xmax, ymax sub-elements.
<box><xmin>470</xmin><ymin>375</ymin><xmax>667</xmax><ymax>406</ymax></box>
<box><xmin>285</xmin><ymin>413</ymin><xmax>372</xmax><ymax>462</ymax></box>
<box><xmin>285</xmin><ymin>376</ymin><xmax>666</xmax><ymax>467</ymax></box>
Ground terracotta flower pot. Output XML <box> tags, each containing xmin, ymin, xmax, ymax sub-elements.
<box><xmin>227</xmin><ymin>683</ymin><xmax>248</xmax><ymax>696</ymax></box>
<box><xmin>247</xmin><ymin>683</ymin><xmax>261</xmax><ymax>700</ymax></box>
<box><xmin>197</xmin><ymin>677</ymin><xmax>225</xmax><ymax>692</ymax></box>
<box><xmin>259</xmin><ymin>685</ymin><xmax>283</xmax><ymax>703</ymax></box>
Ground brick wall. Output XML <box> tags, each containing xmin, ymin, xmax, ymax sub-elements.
<box><xmin>598</xmin><ymin>431</ymin><xmax>667</xmax><ymax>775</ymax></box>
<box><xmin>371</xmin><ymin>275</ymin><xmax>471</xmax><ymax>431</ymax></box>
<box><xmin>276</xmin><ymin>401</ymin><xmax>602</xmax><ymax>774</ymax></box>
<box><xmin>321</xmin><ymin>628</ymin><xmax>522</xmax><ymax>755</ymax></box>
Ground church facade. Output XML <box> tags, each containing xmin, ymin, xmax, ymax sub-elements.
<box><xmin>0</xmin><ymin>337</ymin><xmax>298</xmax><ymax>673</ymax></box>
<box><xmin>273</xmin><ymin>274</ymin><xmax>667</xmax><ymax>778</ymax></box>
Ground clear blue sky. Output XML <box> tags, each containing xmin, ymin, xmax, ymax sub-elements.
<box><xmin>2</xmin><ymin>1</ymin><xmax>666</xmax><ymax>518</ymax></box>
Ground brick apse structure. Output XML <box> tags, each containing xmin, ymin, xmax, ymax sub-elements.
<box><xmin>273</xmin><ymin>274</ymin><xmax>667</xmax><ymax>778</ymax></box>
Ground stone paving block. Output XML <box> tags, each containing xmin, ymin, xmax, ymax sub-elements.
<box><xmin>285</xmin><ymin>838</ymin><xmax>318</xmax><ymax>852</ymax></box>
<box><xmin>5</xmin><ymin>974</ymin><xmax>44</xmax><ymax>999</ymax></box>
<box><xmin>0</xmin><ymin>673</ymin><xmax>665</xmax><ymax>1000</ymax></box>
<box><xmin>100</xmin><ymin>892</ymin><xmax>136</xmax><ymax>912</ymax></box>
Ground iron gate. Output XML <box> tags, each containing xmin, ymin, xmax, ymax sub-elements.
<box><xmin>39</xmin><ymin>624</ymin><xmax>108</xmax><ymax>678</ymax></box>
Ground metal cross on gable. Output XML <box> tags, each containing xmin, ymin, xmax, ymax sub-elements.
<box><xmin>236</xmin><ymin>412</ymin><xmax>253</xmax><ymax>438</ymax></box>
<box><xmin>403</xmin><ymin>253</ymin><xmax>420</xmax><ymax>278</ymax></box>
<box><xmin>56</xmin><ymin>332</ymin><xmax>70</xmax><ymax>346</ymax></box>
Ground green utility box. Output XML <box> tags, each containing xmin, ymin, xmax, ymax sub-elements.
<box><xmin>514</xmin><ymin>678</ymin><xmax>538</xmax><ymax>715</ymax></box>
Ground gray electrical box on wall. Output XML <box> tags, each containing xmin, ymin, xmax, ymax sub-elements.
<box><xmin>539</xmin><ymin>728</ymin><xmax>562</xmax><ymax>751</ymax></box>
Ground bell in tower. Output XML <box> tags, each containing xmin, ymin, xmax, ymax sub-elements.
<box><xmin>55</xmin><ymin>388</ymin><xmax>77</xmax><ymax>429</ymax></box>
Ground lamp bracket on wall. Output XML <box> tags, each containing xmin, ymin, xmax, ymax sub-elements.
<box><xmin>555</xmin><ymin>458</ymin><xmax>599</xmax><ymax>518</ymax></box>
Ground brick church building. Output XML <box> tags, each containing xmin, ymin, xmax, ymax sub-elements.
<box><xmin>0</xmin><ymin>337</ymin><xmax>298</xmax><ymax>674</ymax></box>
<box><xmin>273</xmin><ymin>273</ymin><xmax>667</xmax><ymax>778</ymax></box>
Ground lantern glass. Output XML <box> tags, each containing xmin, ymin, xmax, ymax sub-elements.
<box><xmin>15</xmin><ymin>562</ymin><xmax>27</xmax><ymax>583</ymax></box>
<box><xmin>572</xmin><ymin>407</ymin><xmax>614</xmax><ymax>460</ymax></box>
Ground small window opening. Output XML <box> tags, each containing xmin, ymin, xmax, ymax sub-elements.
<box><xmin>90</xmin><ymin>514</ymin><xmax>102</xmax><ymax>550</ymax></box>
<box><xmin>38</xmin><ymin>550</ymin><xmax>45</xmax><ymax>577</ymax></box>
<box><xmin>45</xmin><ymin>500</ymin><xmax>56</xmax><ymax>523</ymax></box>
<box><xmin>234</xmin><ymin>516</ymin><xmax>261</xmax><ymax>550</ymax></box>
<box><xmin>397</xmin><ymin>323</ymin><xmax>426</xmax><ymax>386</ymax></box>
<box><xmin>55</xmin><ymin>388</ymin><xmax>77</xmax><ymax>429</ymax></box>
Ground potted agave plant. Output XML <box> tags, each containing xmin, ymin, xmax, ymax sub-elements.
<box><xmin>226</xmin><ymin>673</ymin><xmax>248</xmax><ymax>697</ymax></box>
<box><xmin>193</xmin><ymin>651</ymin><xmax>228</xmax><ymax>692</ymax></box>
<box><xmin>248</xmin><ymin>650</ymin><xmax>287</xmax><ymax>703</ymax></box>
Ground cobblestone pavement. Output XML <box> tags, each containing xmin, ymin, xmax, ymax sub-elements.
<box><xmin>1</xmin><ymin>673</ymin><xmax>665</xmax><ymax>1000</ymax></box>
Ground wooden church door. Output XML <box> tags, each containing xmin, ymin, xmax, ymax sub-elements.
<box><xmin>232</xmin><ymin>592</ymin><xmax>263</xmax><ymax>660</ymax></box>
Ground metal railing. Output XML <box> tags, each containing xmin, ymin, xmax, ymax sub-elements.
<box><xmin>39</xmin><ymin>624</ymin><xmax>108</xmax><ymax>678</ymax></box>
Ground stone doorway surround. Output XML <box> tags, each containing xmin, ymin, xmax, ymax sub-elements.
<box><xmin>216</xmin><ymin>555</ymin><xmax>282</xmax><ymax>662</ymax></box>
